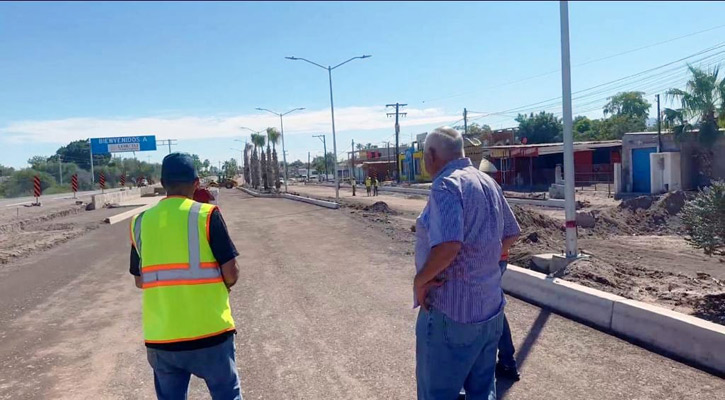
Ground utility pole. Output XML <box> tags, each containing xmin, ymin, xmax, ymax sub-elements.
<box><xmin>157</xmin><ymin>139</ymin><xmax>178</xmax><ymax>154</ymax></box>
<box><xmin>386</xmin><ymin>103</ymin><xmax>407</xmax><ymax>183</ymax></box>
<box><xmin>307</xmin><ymin>152</ymin><xmax>311</xmax><ymax>183</ymax></box>
<box><xmin>384</xmin><ymin>141</ymin><xmax>392</xmax><ymax>180</ymax></box>
<box><xmin>559</xmin><ymin>0</ymin><xmax>577</xmax><ymax>259</ymax></box>
<box><xmin>656</xmin><ymin>94</ymin><xmax>662</xmax><ymax>152</ymax></box>
<box><xmin>313</xmin><ymin>135</ymin><xmax>328</xmax><ymax>180</ymax></box>
<box><xmin>463</xmin><ymin>108</ymin><xmax>468</xmax><ymax>136</ymax></box>
<box><xmin>351</xmin><ymin>140</ymin><xmax>356</xmax><ymax>196</ymax></box>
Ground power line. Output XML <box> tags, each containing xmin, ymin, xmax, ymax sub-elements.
<box><xmin>419</xmin><ymin>25</ymin><xmax>725</xmax><ymax>104</ymax></box>
<box><xmin>464</xmin><ymin>44</ymin><xmax>725</xmax><ymax>125</ymax></box>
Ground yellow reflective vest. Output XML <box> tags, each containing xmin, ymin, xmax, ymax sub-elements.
<box><xmin>131</xmin><ymin>197</ymin><xmax>235</xmax><ymax>344</ymax></box>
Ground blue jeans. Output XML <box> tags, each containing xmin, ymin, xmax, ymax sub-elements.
<box><xmin>416</xmin><ymin>307</ymin><xmax>504</xmax><ymax>400</ymax></box>
<box><xmin>497</xmin><ymin>261</ymin><xmax>516</xmax><ymax>368</ymax></box>
<box><xmin>146</xmin><ymin>334</ymin><xmax>242</xmax><ymax>400</ymax></box>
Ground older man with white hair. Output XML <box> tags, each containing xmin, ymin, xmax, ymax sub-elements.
<box><xmin>414</xmin><ymin>127</ymin><xmax>520</xmax><ymax>400</ymax></box>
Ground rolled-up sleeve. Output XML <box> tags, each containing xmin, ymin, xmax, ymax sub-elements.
<box><xmin>501</xmin><ymin>197</ymin><xmax>521</xmax><ymax>238</ymax></box>
<box><xmin>427</xmin><ymin>184</ymin><xmax>464</xmax><ymax>247</ymax></box>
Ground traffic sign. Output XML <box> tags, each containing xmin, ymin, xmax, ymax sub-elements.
<box><xmin>33</xmin><ymin>176</ymin><xmax>41</xmax><ymax>198</ymax></box>
<box><xmin>90</xmin><ymin>135</ymin><xmax>157</xmax><ymax>154</ymax></box>
<box><xmin>120</xmin><ymin>174</ymin><xmax>126</xmax><ymax>187</ymax></box>
<box><xmin>71</xmin><ymin>174</ymin><xmax>78</xmax><ymax>198</ymax></box>
<box><xmin>99</xmin><ymin>172</ymin><xmax>106</xmax><ymax>190</ymax></box>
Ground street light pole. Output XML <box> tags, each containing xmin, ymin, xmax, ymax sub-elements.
<box><xmin>560</xmin><ymin>1</ymin><xmax>577</xmax><ymax>259</ymax></box>
<box><xmin>256</xmin><ymin>107</ymin><xmax>305</xmax><ymax>192</ymax></box>
<box><xmin>286</xmin><ymin>54</ymin><xmax>371</xmax><ymax>202</ymax></box>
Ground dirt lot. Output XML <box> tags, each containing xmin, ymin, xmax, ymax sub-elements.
<box><xmin>291</xmin><ymin>184</ymin><xmax>725</xmax><ymax>325</ymax></box>
<box><xmin>0</xmin><ymin>202</ymin><xmax>136</xmax><ymax>266</ymax></box>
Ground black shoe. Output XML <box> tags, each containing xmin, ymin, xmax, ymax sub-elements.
<box><xmin>496</xmin><ymin>363</ymin><xmax>521</xmax><ymax>381</ymax></box>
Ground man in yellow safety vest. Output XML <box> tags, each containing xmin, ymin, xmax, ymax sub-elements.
<box><xmin>130</xmin><ymin>152</ymin><xmax>242</xmax><ymax>399</ymax></box>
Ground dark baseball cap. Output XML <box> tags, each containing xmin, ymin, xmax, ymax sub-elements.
<box><xmin>161</xmin><ymin>152</ymin><xmax>198</xmax><ymax>183</ymax></box>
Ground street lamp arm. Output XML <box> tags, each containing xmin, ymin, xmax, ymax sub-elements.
<box><xmin>281</xmin><ymin>107</ymin><xmax>305</xmax><ymax>117</ymax></box>
<box><xmin>285</xmin><ymin>56</ymin><xmax>327</xmax><ymax>70</ymax></box>
<box><xmin>255</xmin><ymin>108</ymin><xmax>280</xmax><ymax>117</ymax></box>
<box><xmin>331</xmin><ymin>55</ymin><xmax>372</xmax><ymax>70</ymax></box>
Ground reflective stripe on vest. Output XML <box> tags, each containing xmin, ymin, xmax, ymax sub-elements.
<box><xmin>133</xmin><ymin>202</ymin><xmax>223</xmax><ymax>288</ymax></box>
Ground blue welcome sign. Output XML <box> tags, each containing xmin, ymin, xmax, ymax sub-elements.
<box><xmin>90</xmin><ymin>135</ymin><xmax>157</xmax><ymax>154</ymax></box>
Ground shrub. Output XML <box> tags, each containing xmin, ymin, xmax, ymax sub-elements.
<box><xmin>681</xmin><ymin>180</ymin><xmax>725</xmax><ymax>256</ymax></box>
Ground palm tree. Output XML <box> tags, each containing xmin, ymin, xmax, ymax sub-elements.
<box><xmin>665</xmin><ymin>65</ymin><xmax>725</xmax><ymax>183</ymax></box>
<box><xmin>243</xmin><ymin>143</ymin><xmax>252</xmax><ymax>186</ymax></box>
<box><xmin>267</xmin><ymin>127</ymin><xmax>281</xmax><ymax>188</ymax></box>
<box><xmin>250</xmin><ymin>133</ymin><xmax>265</xmax><ymax>189</ymax></box>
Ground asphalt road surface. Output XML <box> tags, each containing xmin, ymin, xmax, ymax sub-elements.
<box><xmin>0</xmin><ymin>189</ymin><xmax>721</xmax><ymax>399</ymax></box>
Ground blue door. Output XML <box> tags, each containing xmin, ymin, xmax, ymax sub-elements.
<box><xmin>632</xmin><ymin>147</ymin><xmax>656</xmax><ymax>193</ymax></box>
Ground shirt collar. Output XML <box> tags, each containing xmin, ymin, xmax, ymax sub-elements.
<box><xmin>433</xmin><ymin>157</ymin><xmax>473</xmax><ymax>180</ymax></box>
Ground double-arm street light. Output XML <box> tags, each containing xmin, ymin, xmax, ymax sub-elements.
<box><xmin>285</xmin><ymin>54</ymin><xmax>371</xmax><ymax>201</ymax></box>
<box><xmin>255</xmin><ymin>107</ymin><xmax>305</xmax><ymax>192</ymax></box>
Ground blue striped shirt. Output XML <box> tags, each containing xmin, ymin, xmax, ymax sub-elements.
<box><xmin>415</xmin><ymin>157</ymin><xmax>521</xmax><ymax>323</ymax></box>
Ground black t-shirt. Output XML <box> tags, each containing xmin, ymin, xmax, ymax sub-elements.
<box><xmin>130</xmin><ymin>207</ymin><xmax>239</xmax><ymax>351</ymax></box>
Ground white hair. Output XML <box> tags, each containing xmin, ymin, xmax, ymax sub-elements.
<box><xmin>424</xmin><ymin>126</ymin><xmax>465</xmax><ymax>160</ymax></box>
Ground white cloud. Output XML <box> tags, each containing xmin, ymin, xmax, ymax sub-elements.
<box><xmin>0</xmin><ymin>106</ymin><xmax>459</xmax><ymax>144</ymax></box>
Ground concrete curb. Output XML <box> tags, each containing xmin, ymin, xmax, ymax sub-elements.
<box><xmin>238</xmin><ymin>187</ymin><xmax>278</xmax><ymax>198</ymax></box>
<box><xmin>240</xmin><ymin>187</ymin><xmax>339</xmax><ymax>209</ymax></box>
<box><xmin>281</xmin><ymin>193</ymin><xmax>339</xmax><ymax>209</ymax></box>
<box><xmin>502</xmin><ymin>265</ymin><xmax>725</xmax><ymax>375</ymax></box>
<box><xmin>92</xmin><ymin>187</ymin><xmax>155</xmax><ymax>209</ymax></box>
<box><xmin>104</xmin><ymin>199</ymin><xmax>160</xmax><ymax>224</ymax></box>
<box><xmin>307</xmin><ymin>183</ymin><xmax>565</xmax><ymax>208</ymax></box>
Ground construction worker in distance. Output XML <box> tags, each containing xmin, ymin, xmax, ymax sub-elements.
<box><xmin>130</xmin><ymin>152</ymin><xmax>242</xmax><ymax>400</ymax></box>
<box><xmin>365</xmin><ymin>176</ymin><xmax>372</xmax><ymax>197</ymax></box>
<box><xmin>373</xmin><ymin>175</ymin><xmax>379</xmax><ymax>196</ymax></box>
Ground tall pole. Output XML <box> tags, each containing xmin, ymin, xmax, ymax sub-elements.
<box><xmin>560</xmin><ymin>0</ymin><xmax>577</xmax><ymax>259</ymax></box>
<box><xmin>386</xmin><ymin>103</ymin><xmax>407</xmax><ymax>183</ymax></box>
<box><xmin>307</xmin><ymin>151</ymin><xmax>311</xmax><ymax>182</ymax></box>
<box><xmin>656</xmin><ymin>94</ymin><xmax>662</xmax><ymax>152</ymax></box>
<box><xmin>286</xmin><ymin>55</ymin><xmax>371</xmax><ymax>198</ymax></box>
<box><xmin>279</xmin><ymin>115</ymin><xmax>288</xmax><ymax>192</ymax></box>
<box><xmin>322</xmin><ymin>135</ymin><xmax>328</xmax><ymax>179</ymax></box>
<box><xmin>327</xmin><ymin>67</ymin><xmax>340</xmax><ymax>200</ymax></box>
<box><xmin>463</xmin><ymin>108</ymin><xmax>468</xmax><ymax>136</ymax></box>
<box><xmin>386</xmin><ymin>141</ymin><xmax>391</xmax><ymax>180</ymax></box>
<box><xmin>88</xmin><ymin>139</ymin><xmax>95</xmax><ymax>185</ymax></box>
<box><xmin>351</xmin><ymin>139</ymin><xmax>355</xmax><ymax>182</ymax></box>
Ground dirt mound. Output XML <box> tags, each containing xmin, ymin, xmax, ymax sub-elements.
<box><xmin>364</xmin><ymin>201</ymin><xmax>396</xmax><ymax>214</ymax></box>
<box><xmin>619</xmin><ymin>196</ymin><xmax>654</xmax><ymax>212</ymax></box>
<box><xmin>562</xmin><ymin>257</ymin><xmax>725</xmax><ymax>325</ymax></box>
<box><xmin>656</xmin><ymin>191</ymin><xmax>688</xmax><ymax>215</ymax></box>
<box><xmin>594</xmin><ymin>192</ymin><xmax>693</xmax><ymax>236</ymax></box>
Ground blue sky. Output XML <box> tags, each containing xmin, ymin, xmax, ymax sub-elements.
<box><xmin>2</xmin><ymin>1</ymin><xmax>725</xmax><ymax>169</ymax></box>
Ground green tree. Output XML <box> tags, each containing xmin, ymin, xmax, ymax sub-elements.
<box><xmin>681</xmin><ymin>180</ymin><xmax>725</xmax><ymax>256</ymax></box>
<box><xmin>55</xmin><ymin>140</ymin><xmax>110</xmax><ymax>170</ymax></box>
<box><xmin>665</xmin><ymin>65</ymin><xmax>725</xmax><ymax>183</ymax></box>
<box><xmin>515</xmin><ymin>112</ymin><xmax>562</xmax><ymax>144</ymax></box>
<box><xmin>250</xmin><ymin>133</ymin><xmax>265</xmax><ymax>189</ymax></box>
<box><xmin>267</xmin><ymin>127</ymin><xmax>281</xmax><ymax>187</ymax></box>
<box><xmin>0</xmin><ymin>169</ymin><xmax>56</xmax><ymax>197</ymax></box>
<box><xmin>312</xmin><ymin>152</ymin><xmax>336</xmax><ymax>176</ymax></box>
<box><xmin>0</xmin><ymin>164</ymin><xmax>15</xmax><ymax>176</ymax></box>
<box><xmin>603</xmin><ymin>91</ymin><xmax>651</xmax><ymax>120</ymax></box>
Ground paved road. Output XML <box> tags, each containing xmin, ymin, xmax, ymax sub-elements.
<box><xmin>0</xmin><ymin>189</ymin><xmax>721</xmax><ymax>399</ymax></box>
